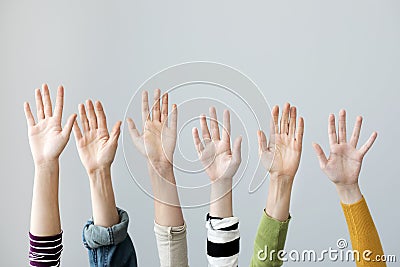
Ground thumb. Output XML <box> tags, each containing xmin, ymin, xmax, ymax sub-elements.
<box><xmin>312</xmin><ymin>142</ymin><xmax>328</xmax><ymax>169</ymax></box>
<box><xmin>63</xmin><ymin>114</ymin><xmax>77</xmax><ymax>138</ymax></box>
<box><xmin>110</xmin><ymin>121</ymin><xmax>122</xmax><ymax>143</ymax></box>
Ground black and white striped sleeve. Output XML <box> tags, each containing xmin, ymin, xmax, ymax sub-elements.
<box><xmin>206</xmin><ymin>214</ymin><xmax>240</xmax><ymax>267</ymax></box>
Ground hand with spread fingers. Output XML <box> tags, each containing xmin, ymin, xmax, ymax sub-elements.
<box><xmin>250</xmin><ymin>103</ymin><xmax>304</xmax><ymax>267</ymax></box>
<box><xmin>312</xmin><ymin>109</ymin><xmax>378</xmax><ymax>203</ymax></box>
<box><xmin>258</xmin><ymin>103</ymin><xmax>304</xmax><ymax>184</ymax></box>
<box><xmin>127</xmin><ymin>89</ymin><xmax>178</xmax><ymax>174</ymax></box>
<box><xmin>127</xmin><ymin>89</ymin><xmax>187</xmax><ymax>266</ymax></box>
<box><xmin>73</xmin><ymin>100</ymin><xmax>122</xmax><ymax>175</ymax></box>
<box><xmin>25</xmin><ymin>84</ymin><xmax>76</xmax><ymax>267</ymax></box>
<box><xmin>24</xmin><ymin>84</ymin><xmax>77</xmax><ymax>166</ymax></box>
<box><xmin>73</xmin><ymin>100</ymin><xmax>121</xmax><ymax>227</ymax></box>
<box><xmin>127</xmin><ymin>88</ymin><xmax>184</xmax><ymax>222</ymax></box>
<box><xmin>192</xmin><ymin>107</ymin><xmax>243</xmax><ymax>183</ymax></box>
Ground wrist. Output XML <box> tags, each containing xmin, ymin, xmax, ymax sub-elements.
<box><xmin>88</xmin><ymin>166</ymin><xmax>112</xmax><ymax>182</ymax></box>
<box><xmin>34</xmin><ymin>159</ymin><xmax>60</xmax><ymax>171</ymax></box>
<box><xmin>147</xmin><ymin>161</ymin><xmax>174</xmax><ymax>178</ymax></box>
<box><xmin>265</xmin><ymin>176</ymin><xmax>293</xmax><ymax>222</ymax></box>
<box><xmin>209</xmin><ymin>177</ymin><xmax>233</xmax><ymax>218</ymax></box>
<box><xmin>335</xmin><ymin>183</ymin><xmax>362</xmax><ymax>204</ymax></box>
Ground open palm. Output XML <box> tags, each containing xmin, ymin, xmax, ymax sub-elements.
<box><xmin>313</xmin><ymin>110</ymin><xmax>377</xmax><ymax>186</ymax></box>
<box><xmin>258</xmin><ymin>104</ymin><xmax>304</xmax><ymax>181</ymax></box>
<box><xmin>192</xmin><ymin>107</ymin><xmax>242</xmax><ymax>182</ymax></box>
<box><xmin>127</xmin><ymin>89</ymin><xmax>177</xmax><ymax>168</ymax></box>
<box><xmin>24</xmin><ymin>84</ymin><xmax>76</xmax><ymax>165</ymax></box>
<box><xmin>73</xmin><ymin>100</ymin><xmax>121</xmax><ymax>173</ymax></box>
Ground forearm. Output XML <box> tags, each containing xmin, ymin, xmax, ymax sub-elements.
<box><xmin>206</xmin><ymin>178</ymin><xmax>239</xmax><ymax>266</ymax></box>
<box><xmin>210</xmin><ymin>179</ymin><xmax>233</xmax><ymax>218</ymax></box>
<box><xmin>30</xmin><ymin>160</ymin><xmax>61</xmax><ymax>236</ymax></box>
<box><xmin>148</xmin><ymin>163</ymin><xmax>184</xmax><ymax>226</ymax></box>
<box><xmin>265</xmin><ymin>175</ymin><xmax>293</xmax><ymax>222</ymax></box>
<box><xmin>88</xmin><ymin>167</ymin><xmax>119</xmax><ymax>227</ymax></box>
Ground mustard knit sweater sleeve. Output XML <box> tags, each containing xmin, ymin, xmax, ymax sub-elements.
<box><xmin>341</xmin><ymin>197</ymin><xmax>386</xmax><ymax>267</ymax></box>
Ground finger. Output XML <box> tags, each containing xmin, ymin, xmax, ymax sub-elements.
<box><xmin>280</xmin><ymin>103</ymin><xmax>290</xmax><ymax>135</ymax></box>
<box><xmin>127</xmin><ymin>118</ymin><xmax>144</xmax><ymax>153</ymax></box>
<box><xmin>288</xmin><ymin>106</ymin><xmax>297</xmax><ymax>138</ymax></box>
<box><xmin>272</xmin><ymin>105</ymin><xmax>279</xmax><ymax>134</ymax></box>
<box><xmin>54</xmin><ymin>85</ymin><xmax>64</xmax><ymax>119</ymax></box>
<box><xmin>24</xmin><ymin>102</ymin><xmax>36</xmax><ymax>127</ymax></box>
<box><xmin>73</xmin><ymin>121</ymin><xmax>83</xmax><ymax>140</ymax></box>
<box><xmin>62</xmin><ymin>113</ymin><xmax>77</xmax><ymax>138</ymax></box>
<box><xmin>86</xmin><ymin>100</ymin><xmax>98</xmax><ymax>130</ymax></box>
<box><xmin>141</xmin><ymin>91</ymin><xmax>150</xmax><ymax>128</ymax></box>
<box><xmin>42</xmin><ymin>84</ymin><xmax>53</xmax><ymax>117</ymax></box>
<box><xmin>338</xmin><ymin>109</ymin><xmax>347</xmax><ymax>143</ymax></box>
<box><xmin>359</xmin><ymin>132</ymin><xmax>378</xmax><ymax>157</ymax></box>
<box><xmin>127</xmin><ymin>118</ymin><xmax>141</xmax><ymax>139</ymax></box>
<box><xmin>161</xmin><ymin>93</ymin><xmax>168</xmax><ymax>125</ymax></box>
<box><xmin>232</xmin><ymin>136</ymin><xmax>243</xmax><ymax>165</ymax></box>
<box><xmin>95</xmin><ymin>101</ymin><xmax>108</xmax><ymax>130</ymax></box>
<box><xmin>296</xmin><ymin>117</ymin><xmax>305</xmax><ymax>149</ymax></box>
<box><xmin>312</xmin><ymin>142</ymin><xmax>328</xmax><ymax>169</ymax></box>
<box><xmin>328</xmin><ymin>114</ymin><xmax>338</xmax><ymax>147</ymax></box>
<box><xmin>192</xmin><ymin>127</ymin><xmax>204</xmax><ymax>153</ymax></box>
<box><xmin>35</xmin><ymin>88</ymin><xmax>45</xmax><ymax>121</ymax></box>
<box><xmin>200</xmin><ymin>113</ymin><xmax>211</xmax><ymax>142</ymax></box>
<box><xmin>350</xmin><ymin>116</ymin><xmax>362</xmax><ymax>148</ymax></box>
<box><xmin>110</xmin><ymin>121</ymin><xmax>122</xmax><ymax>143</ymax></box>
<box><xmin>79</xmin><ymin>103</ymin><xmax>90</xmax><ymax>132</ymax></box>
<box><xmin>268</xmin><ymin>119</ymin><xmax>276</xmax><ymax>148</ymax></box>
<box><xmin>152</xmin><ymin>89</ymin><xmax>161</xmax><ymax>122</ymax></box>
<box><xmin>170</xmin><ymin>104</ymin><xmax>178</xmax><ymax>132</ymax></box>
<box><xmin>221</xmin><ymin>109</ymin><xmax>231</xmax><ymax>143</ymax></box>
<box><xmin>210</xmin><ymin>107</ymin><xmax>220</xmax><ymax>141</ymax></box>
<box><xmin>257</xmin><ymin>130</ymin><xmax>268</xmax><ymax>153</ymax></box>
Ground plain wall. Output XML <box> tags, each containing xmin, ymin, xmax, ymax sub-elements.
<box><xmin>1</xmin><ymin>1</ymin><xmax>399</xmax><ymax>266</ymax></box>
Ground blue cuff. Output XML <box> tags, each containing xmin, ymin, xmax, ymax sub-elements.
<box><xmin>83</xmin><ymin>207</ymin><xmax>129</xmax><ymax>249</ymax></box>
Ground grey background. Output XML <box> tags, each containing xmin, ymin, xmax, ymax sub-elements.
<box><xmin>1</xmin><ymin>0</ymin><xmax>399</xmax><ymax>266</ymax></box>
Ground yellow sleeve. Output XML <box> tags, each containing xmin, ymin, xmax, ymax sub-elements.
<box><xmin>341</xmin><ymin>197</ymin><xmax>386</xmax><ymax>267</ymax></box>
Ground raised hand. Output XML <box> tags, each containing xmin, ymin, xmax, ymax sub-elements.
<box><xmin>258</xmin><ymin>103</ymin><xmax>304</xmax><ymax>182</ymax></box>
<box><xmin>127</xmin><ymin>89</ymin><xmax>177</xmax><ymax>174</ymax></box>
<box><xmin>25</xmin><ymin>84</ymin><xmax>76</xmax><ymax>236</ymax></box>
<box><xmin>192</xmin><ymin>107</ymin><xmax>242</xmax><ymax>218</ymax></box>
<box><xmin>127</xmin><ymin>89</ymin><xmax>183</xmax><ymax>225</ymax></box>
<box><xmin>24</xmin><ymin>84</ymin><xmax>77</xmax><ymax>166</ymax></box>
<box><xmin>73</xmin><ymin>100</ymin><xmax>121</xmax><ymax>227</ymax></box>
<box><xmin>312</xmin><ymin>110</ymin><xmax>377</xmax><ymax>203</ymax></box>
<box><xmin>73</xmin><ymin>100</ymin><xmax>122</xmax><ymax>174</ymax></box>
<box><xmin>258</xmin><ymin>103</ymin><xmax>304</xmax><ymax>222</ymax></box>
<box><xmin>192</xmin><ymin>107</ymin><xmax>242</xmax><ymax>182</ymax></box>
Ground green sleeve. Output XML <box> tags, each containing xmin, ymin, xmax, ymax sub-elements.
<box><xmin>249</xmin><ymin>211</ymin><xmax>290</xmax><ymax>267</ymax></box>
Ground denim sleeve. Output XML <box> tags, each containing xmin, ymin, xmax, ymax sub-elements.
<box><xmin>83</xmin><ymin>207</ymin><xmax>138</xmax><ymax>267</ymax></box>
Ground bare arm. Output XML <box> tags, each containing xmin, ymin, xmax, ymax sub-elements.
<box><xmin>127</xmin><ymin>89</ymin><xmax>183</xmax><ymax>227</ymax></box>
<box><xmin>25</xmin><ymin>84</ymin><xmax>76</xmax><ymax>236</ymax></box>
<box><xmin>259</xmin><ymin>103</ymin><xmax>304</xmax><ymax>221</ymax></box>
<box><xmin>192</xmin><ymin>107</ymin><xmax>242</xmax><ymax>218</ymax></box>
<box><xmin>73</xmin><ymin>100</ymin><xmax>120</xmax><ymax>227</ymax></box>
